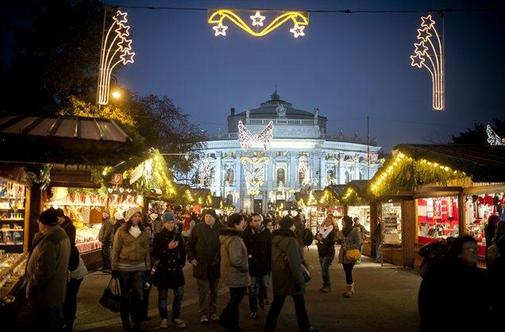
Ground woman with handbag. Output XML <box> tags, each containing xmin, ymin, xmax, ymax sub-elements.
<box><xmin>264</xmin><ymin>216</ymin><xmax>318</xmax><ymax>332</ymax></box>
<box><xmin>111</xmin><ymin>207</ymin><xmax>151</xmax><ymax>331</ymax></box>
<box><xmin>338</xmin><ymin>216</ymin><xmax>362</xmax><ymax>298</ymax></box>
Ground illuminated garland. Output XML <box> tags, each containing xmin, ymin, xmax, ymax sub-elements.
<box><xmin>198</xmin><ymin>158</ymin><xmax>211</xmax><ymax>187</ymax></box>
<box><xmin>410</xmin><ymin>14</ymin><xmax>444</xmax><ymax>111</ymax></box>
<box><xmin>369</xmin><ymin>151</ymin><xmax>465</xmax><ymax>196</ymax></box>
<box><xmin>97</xmin><ymin>10</ymin><xmax>135</xmax><ymax>105</ymax></box>
<box><xmin>486</xmin><ymin>124</ymin><xmax>505</xmax><ymax>146</ymax></box>
<box><xmin>238</xmin><ymin>120</ymin><xmax>274</xmax><ymax>151</ymax></box>
<box><xmin>208</xmin><ymin>9</ymin><xmax>309</xmax><ymax>38</ymax></box>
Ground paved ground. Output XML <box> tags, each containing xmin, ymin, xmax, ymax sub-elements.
<box><xmin>74</xmin><ymin>246</ymin><xmax>421</xmax><ymax>332</ymax></box>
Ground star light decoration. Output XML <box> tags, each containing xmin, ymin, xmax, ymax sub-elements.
<box><xmin>486</xmin><ymin>125</ymin><xmax>505</xmax><ymax>146</ymax></box>
<box><xmin>208</xmin><ymin>9</ymin><xmax>309</xmax><ymax>38</ymax></box>
<box><xmin>238</xmin><ymin>120</ymin><xmax>274</xmax><ymax>151</ymax></box>
<box><xmin>409</xmin><ymin>14</ymin><xmax>445</xmax><ymax>111</ymax></box>
<box><xmin>97</xmin><ymin>10</ymin><xmax>135</xmax><ymax>105</ymax></box>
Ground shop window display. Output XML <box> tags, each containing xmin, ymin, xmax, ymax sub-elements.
<box><xmin>465</xmin><ymin>193</ymin><xmax>505</xmax><ymax>257</ymax></box>
<box><xmin>417</xmin><ymin>196</ymin><xmax>459</xmax><ymax>246</ymax></box>
<box><xmin>380</xmin><ymin>202</ymin><xmax>402</xmax><ymax>245</ymax></box>
<box><xmin>0</xmin><ymin>178</ymin><xmax>26</xmax><ymax>253</ymax></box>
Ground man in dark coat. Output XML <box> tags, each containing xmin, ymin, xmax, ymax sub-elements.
<box><xmin>188</xmin><ymin>209</ymin><xmax>223</xmax><ymax>324</ymax></box>
<box><xmin>153</xmin><ymin>212</ymin><xmax>187</xmax><ymax>328</ymax></box>
<box><xmin>264</xmin><ymin>216</ymin><xmax>317</xmax><ymax>332</ymax></box>
<box><xmin>98</xmin><ymin>211</ymin><xmax>114</xmax><ymax>271</ymax></box>
<box><xmin>243</xmin><ymin>213</ymin><xmax>272</xmax><ymax>318</ymax></box>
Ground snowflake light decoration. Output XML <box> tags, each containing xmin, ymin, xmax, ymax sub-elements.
<box><xmin>240</xmin><ymin>155</ymin><xmax>269</xmax><ymax>195</ymax></box>
<box><xmin>410</xmin><ymin>14</ymin><xmax>444</xmax><ymax>111</ymax></box>
<box><xmin>97</xmin><ymin>10</ymin><xmax>135</xmax><ymax>105</ymax></box>
<box><xmin>487</xmin><ymin>125</ymin><xmax>505</xmax><ymax>146</ymax></box>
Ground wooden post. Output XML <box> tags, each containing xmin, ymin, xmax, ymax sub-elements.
<box><xmin>402</xmin><ymin>199</ymin><xmax>416</xmax><ymax>267</ymax></box>
<box><xmin>28</xmin><ymin>183</ymin><xmax>42</xmax><ymax>252</ymax></box>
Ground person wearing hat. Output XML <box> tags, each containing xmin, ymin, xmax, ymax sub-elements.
<box><xmin>21</xmin><ymin>208</ymin><xmax>71</xmax><ymax>331</ymax></box>
<box><xmin>112</xmin><ymin>207</ymin><xmax>151</xmax><ymax>331</ymax></box>
<box><xmin>264</xmin><ymin>216</ymin><xmax>318</xmax><ymax>332</ymax></box>
<box><xmin>188</xmin><ymin>208</ymin><xmax>223</xmax><ymax>324</ymax></box>
<box><xmin>152</xmin><ymin>212</ymin><xmax>187</xmax><ymax>328</ymax></box>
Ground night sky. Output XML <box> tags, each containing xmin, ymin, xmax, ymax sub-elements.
<box><xmin>111</xmin><ymin>0</ymin><xmax>505</xmax><ymax>151</ymax></box>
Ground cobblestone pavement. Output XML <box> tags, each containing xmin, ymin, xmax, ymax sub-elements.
<box><xmin>74</xmin><ymin>246</ymin><xmax>421</xmax><ymax>332</ymax></box>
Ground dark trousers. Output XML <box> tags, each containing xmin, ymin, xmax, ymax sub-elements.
<box><xmin>142</xmin><ymin>282</ymin><xmax>151</xmax><ymax>320</ymax></box>
<box><xmin>63</xmin><ymin>277</ymin><xmax>83</xmax><ymax>332</ymax></box>
<box><xmin>343</xmin><ymin>263</ymin><xmax>355</xmax><ymax>284</ymax></box>
<box><xmin>319</xmin><ymin>256</ymin><xmax>333</xmax><ymax>288</ymax></box>
<box><xmin>118</xmin><ymin>271</ymin><xmax>144</xmax><ymax>328</ymax></box>
<box><xmin>264</xmin><ymin>294</ymin><xmax>311</xmax><ymax>332</ymax></box>
<box><xmin>248</xmin><ymin>274</ymin><xmax>269</xmax><ymax>312</ymax></box>
<box><xmin>220</xmin><ymin>287</ymin><xmax>247</xmax><ymax>330</ymax></box>
<box><xmin>158</xmin><ymin>286</ymin><xmax>184</xmax><ymax>320</ymax></box>
<box><xmin>101</xmin><ymin>244</ymin><xmax>111</xmax><ymax>270</ymax></box>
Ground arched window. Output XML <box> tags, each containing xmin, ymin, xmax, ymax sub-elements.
<box><xmin>277</xmin><ymin>168</ymin><xmax>286</xmax><ymax>186</ymax></box>
<box><xmin>345</xmin><ymin>171</ymin><xmax>352</xmax><ymax>183</ymax></box>
<box><xmin>327</xmin><ymin>169</ymin><xmax>335</xmax><ymax>184</ymax></box>
<box><xmin>226</xmin><ymin>194</ymin><xmax>233</xmax><ymax>205</ymax></box>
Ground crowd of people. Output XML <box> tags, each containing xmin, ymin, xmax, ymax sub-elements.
<box><xmin>20</xmin><ymin>202</ymin><xmax>505</xmax><ymax>332</ymax></box>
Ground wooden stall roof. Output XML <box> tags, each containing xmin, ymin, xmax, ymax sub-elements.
<box><xmin>326</xmin><ymin>184</ymin><xmax>346</xmax><ymax>198</ymax></box>
<box><xmin>396</xmin><ymin>144</ymin><xmax>505</xmax><ymax>182</ymax></box>
<box><xmin>0</xmin><ymin>114</ymin><xmax>137</xmax><ymax>165</ymax></box>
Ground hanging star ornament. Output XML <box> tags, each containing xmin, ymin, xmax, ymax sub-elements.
<box><xmin>290</xmin><ymin>24</ymin><xmax>305</xmax><ymax>38</ymax></box>
<box><xmin>213</xmin><ymin>22</ymin><xmax>228</xmax><ymax>36</ymax></box>
<box><xmin>410</xmin><ymin>14</ymin><xmax>445</xmax><ymax>111</ymax></box>
<box><xmin>250</xmin><ymin>11</ymin><xmax>266</xmax><ymax>26</ymax></box>
<box><xmin>421</xmin><ymin>15</ymin><xmax>436</xmax><ymax>29</ymax></box>
<box><xmin>410</xmin><ymin>53</ymin><xmax>425</xmax><ymax>68</ymax></box>
<box><xmin>96</xmin><ymin>9</ymin><xmax>135</xmax><ymax>105</ymax></box>
<box><xmin>414</xmin><ymin>41</ymin><xmax>428</xmax><ymax>55</ymax></box>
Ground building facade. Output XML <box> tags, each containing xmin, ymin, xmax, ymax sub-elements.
<box><xmin>188</xmin><ymin>91</ymin><xmax>382</xmax><ymax>213</ymax></box>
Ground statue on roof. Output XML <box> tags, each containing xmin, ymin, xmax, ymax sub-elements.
<box><xmin>276</xmin><ymin>103</ymin><xmax>286</xmax><ymax>118</ymax></box>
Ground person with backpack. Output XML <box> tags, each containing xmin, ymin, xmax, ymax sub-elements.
<box><xmin>152</xmin><ymin>212</ymin><xmax>187</xmax><ymax>329</ymax></box>
<box><xmin>315</xmin><ymin>215</ymin><xmax>337</xmax><ymax>293</ymax></box>
<box><xmin>264</xmin><ymin>216</ymin><xmax>318</xmax><ymax>332</ymax></box>
<box><xmin>337</xmin><ymin>216</ymin><xmax>362</xmax><ymax>298</ymax></box>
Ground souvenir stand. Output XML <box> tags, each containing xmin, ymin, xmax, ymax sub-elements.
<box><xmin>0</xmin><ymin>114</ymin><xmax>137</xmax><ymax>323</ymax></box>
<box><xmin>369</xmin><ymin>144</ymin><xmax>505</xmax><ymax>268</ymax></box>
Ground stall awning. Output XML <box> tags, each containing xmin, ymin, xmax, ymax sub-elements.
<box><xmin>0</xmin><ymin>114</ymin><xmax>137</xmax><ymax>165</ymax></box>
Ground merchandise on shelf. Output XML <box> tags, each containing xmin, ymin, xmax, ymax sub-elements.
<box><xmin>0</xmin><ymin>178</ymin><xmax>26</xmax><ymax>253</ymax></box>
<box><xmin>0</xmin><ymin>252</ymin><xmax>27</xmax><ymax>298</ymax></box>
<box><xmin>381</xmin><ymin>202</ymin><xmax>402</xmax><ymax>245</ymax></box>
<box><xmin>416</xmin><ymin>196</ymin><xmax>459</xmax><ymax>245</ymax></box>
<box><xmin>348</xmin><ymin>205</ymin><xmax>371</xmax><ymax>234</ymax></box>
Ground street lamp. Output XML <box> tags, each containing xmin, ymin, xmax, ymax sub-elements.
<box><xmin>111</xmin><ymin>89</ymin><xmax>122</xmax><ymax>101</ymax></box>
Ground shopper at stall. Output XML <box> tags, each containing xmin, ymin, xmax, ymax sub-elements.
<box><xmin>418</xmin><ymin>235</ymin><xmax>489</xmax><ymax>331</ymax></box>
<box><xmin>188</xmin><ymin>208</ymin><xmax>223</xmax><ymax>324</ymax></box>
<box><xmin>264</xmin><ymin>216</ymin><xmax>317</xmax><ymax>332</ymax></box>
<box><xmin>315</xmin><ymin>215</ymin><xmax>337</xmax><ymax>293</ymax></box>
<box><xmin>99</xmin><ymin>210</ymin><xmax>114</xmax><ymax>271</ymax></box>
<box><xmin>113</xmin><ymin>210</ymin><xmax>126</xmax><ymax>237</ymax></box>
<box><xmin>338</xmin><ymin>216</ymin><xmax>362</xmax><ymax>298</ymax></box>
<box><xmin>243</xmin><ymin>213</ymin><xmax>272</xmax><ymax>318</ymax></box>
<box><xmin>111</xmin><ymin>207</ymin><xmax>151</xmax><ymax>332</ymax></box>
<box><xmin>218</xmin><ymin>213</ymin><xmax>249</xmax><ymax>331</ymax></box>
<box><xmin>153</xmin><ymin>212</ymin><xmax>187</xmax><ymax>328</ymax></box>
<box><xmin>21</xmin><ymin>208</ymin><xmax>71</xmax><ymax>331</ymax></box>
<box><xmin>373</xmin><ymin>217</ymin><xmax>385</xmax><ymax>263</ymax></box>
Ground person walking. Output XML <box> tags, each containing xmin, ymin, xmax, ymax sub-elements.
<box><xmin>338</xmin><ymin>216</ymin><xmax>362</xmax><ymax>298</ymax></box>
<box><xmin>21</xmin><ymin>208</ymin><xmax>71</xmax><ymax>331</ymax></box>
<box><xmin>188</xmin><ymin>209</ymin><xmax>223</xmax><ymax>324</ymax></box>
<box><xmin>219</xmin><ymin>213</ymin><xmax>249</xmax><ymax>331</ymax></box>
<box><xmin>264</xmin><ymin>216</ymin><xmax>317</xmax><ymax>332</ymax></box>
<box><xmin>99</xmin><ymin>210</ymin><xmax>114</xmax><ymax>271</ymax></box>
<box><xmin>315</xmin><ymin>215</ymin><xmax>337</xmax><ymax>293</ymax></box>
<box><xmin>56</xmin><ymin>209</ymin><xmax>85</xmax><ymax>332</ymax></box>
<box><xmin>111</xmin><ymin>207</ymin><xmax>151</xmax><ymax>332</ymax></box>
<box><xmin>113</xmin><ymin>210</ymin><xmax>126</xmax><ymax>237</ymax></box>
<box><xmin>152</xmin><ymin>212</ymin><xmax>187</xmax><ymax>329</ymax></box>
<box><xmin>243</xmin><ymin>213</ymin><xmax>272</xmax><ymax>319</ymax></box>
<box><xmin>373</xmin><ymin>217</ymin><xmax>385</xmax><ymax>263</ymax></box>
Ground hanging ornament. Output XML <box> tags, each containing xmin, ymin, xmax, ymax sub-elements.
<box><xmin>97</xmin><ymin>10</ymin><xmax>135</xmax><ymax>105</ymax></box>
<box><xmin>410</xmin><ymin>14</ymin><xmax>445</xmax><ymax>111</ymax></box>
<box><xmin>486</xmin><ymin>124</ymin><xmax>505</xmax><ymax>146</ymax></box>
<box><xmin>238</xmin><ymin>120</ymin><xmax>274</xmax><ymax>151</ymax></box>
<box><xmin>208</xmin><ymin>9</ymin><xmax>308</xmax><ymax>38</ymax></box>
